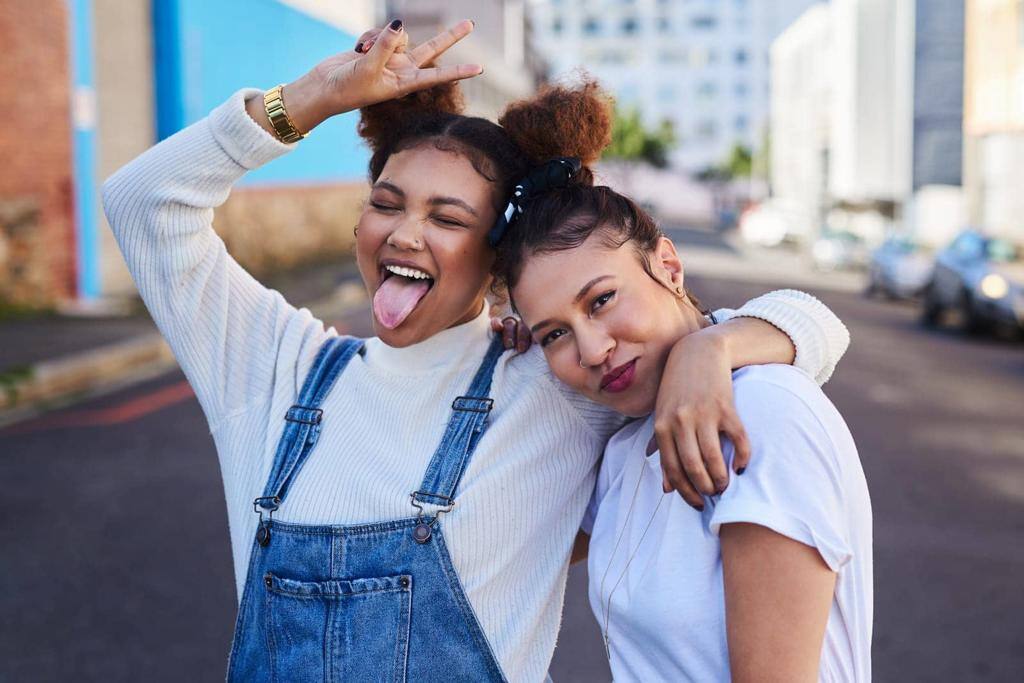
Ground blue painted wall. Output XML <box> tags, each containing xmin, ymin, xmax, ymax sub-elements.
<box><xmin>152</xmin><ymin>0</ymin><xmax>368</xmax><ymax>185</ymax></box>
<box><xmin>69</xmin><ymin>0</ymin><xmax>101</xmax><ymax>300</ymax></box>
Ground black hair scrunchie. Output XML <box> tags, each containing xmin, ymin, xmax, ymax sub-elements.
<box><xmin>487</xmin><ymin>157</ymin><xmax>582</xmax><ymax>246</ymax></box>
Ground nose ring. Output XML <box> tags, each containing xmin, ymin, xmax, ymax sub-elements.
<box><xmin>579</xmin><ymin>358</ymin><xmax>587</xmax><ymax>369</ymax></box>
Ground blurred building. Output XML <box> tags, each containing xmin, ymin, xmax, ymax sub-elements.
<box><xmin>770</xmin><ymin>0</ymin><xmax>964</xmax><ymax>247</ymax></box>
<box><xmin>769</xmin><ymin>3</ymin><xmax>833</xmax><ymax>239</ymax></box>
<box><xmin>963</xmin><ymin>0</ymin><xmax>1024</xmax><ymax>242</ymax></box>
<box><xmin>1</xmin><ymin>0</ymin><xmax>380</xmax><ymax>310</ymax></box>
<box><xmin>385</xmin><ymin>0</ymin><xmax>546</xmax><ymax>119</ymax></box>
<box><xmin>527</xmin><ymin>0</ymin><xmax>820</xmax><ymax>172</ymax></box>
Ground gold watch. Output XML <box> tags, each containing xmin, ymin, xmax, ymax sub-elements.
<box><xmin>263</xmin><ymin>84</ymin><xmax>307</xmax><ymax>144</ymax></box>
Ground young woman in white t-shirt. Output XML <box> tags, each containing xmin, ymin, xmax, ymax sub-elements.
<box><xmin>102</xmin><ymin>22</ymin><xmax>852</xmax><ymax>681</ymax></box>
<box><xmin>495</xmin><ymin>96</ymin><xmax>873</xmax><ymax>681</ymax></box>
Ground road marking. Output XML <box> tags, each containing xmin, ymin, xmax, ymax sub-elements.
<box><xmin>1</xmin><ymin>380</ymin><xmax>194</xmax><ymax>435</ymax></box>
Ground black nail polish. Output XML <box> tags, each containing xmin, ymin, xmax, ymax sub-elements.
<box><xmin>389</xmin><ymin>19</ymin><xmax>403</xmax><ymax>32</ymax></box>
<box><xmin>355</xmin><ymin>41</ymin><xmax>364</xmax><ymax>52</ymax></box>
<box><xmin>737</xmin><ymin>467</ymin><xmax>746</xmax><ymax>475</ymax></box>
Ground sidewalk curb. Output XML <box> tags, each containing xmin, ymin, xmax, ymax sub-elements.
<box><xmin>0</xmin><ymin>282</ymin><xmax>368</xmax><ymax>429</ymax></box>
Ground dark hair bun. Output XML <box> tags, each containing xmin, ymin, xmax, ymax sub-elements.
<box><xmin>358</xmin><ymin>80</ymin><xmax>466</xmax><ymax>153</ymax></box>
<box><xmin>498</xmin><ymin>78</ymin><xmax>612</xmax><ymax>184</ymax></box>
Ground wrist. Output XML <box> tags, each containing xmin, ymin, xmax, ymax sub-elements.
<box><xmin>679</xmin><ymin>325</ymin><xmax>733</xmax><ymax>368</ymax></box>
<box><xmin>282</xmin><ymin>71</ymin><xmax>334</xmax><ymax>134</ymax></box>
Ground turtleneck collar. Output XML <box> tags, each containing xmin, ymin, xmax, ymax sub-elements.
<box><xmin>362</xmin><ymin>305</ymin><xmax>493</xmax><ymax>376</ymax></box>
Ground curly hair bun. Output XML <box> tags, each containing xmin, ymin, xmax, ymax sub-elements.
<box><xmin>358</xmin><ymin>79</ymin><xmax>466</xmax><ymax>153</ymax></box>
<box><xmin>498</xmin><ymin>77</ymin><xmax>613</xmax><ymax>183</ymax></box>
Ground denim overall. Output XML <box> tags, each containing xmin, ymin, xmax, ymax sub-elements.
<box><xmin>226</xmin><ymin>335</ymin><xmax>508</xmax><ymax>682</ymax></box>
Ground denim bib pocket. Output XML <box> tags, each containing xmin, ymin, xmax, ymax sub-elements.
<box><xmin>264</xmin><ymin>572</ymin><xmax>412</xmax><ymax>683</ymax></box>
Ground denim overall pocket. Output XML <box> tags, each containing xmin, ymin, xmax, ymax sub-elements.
<box><xmin>264</xmin><ymin>572</ymin><xmax>412</xmax><ymax>683</ymax></box>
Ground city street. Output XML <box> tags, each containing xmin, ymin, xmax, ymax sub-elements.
<box><xmin>2</xmin><ymin>269</ymin><xmax>1023</xmax><ymax>681</ymax></box>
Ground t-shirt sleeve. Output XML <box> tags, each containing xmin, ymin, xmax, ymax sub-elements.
<box><xmin>708</xmin><ymin>372</ymin><xmax>854</xmax><ymax>572</ymax></box>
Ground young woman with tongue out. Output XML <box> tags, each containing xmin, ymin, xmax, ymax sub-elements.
<box><xmin>102</xmin><ymin>19</ymin><xmax>850</xmax><ymax>683</ymax></box>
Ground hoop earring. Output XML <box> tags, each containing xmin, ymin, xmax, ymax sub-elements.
<box><xmin>353</xmin><ymin>225</ymin><xmax>359</xmax><ymax>236</ymax></box>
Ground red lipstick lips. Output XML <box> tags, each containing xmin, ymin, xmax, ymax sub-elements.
<box><xmin>600</xmin><ymin>359</ymin><xmax>637</xmax><ymax>393</ymax></box>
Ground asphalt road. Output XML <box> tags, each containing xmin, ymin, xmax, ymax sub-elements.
<box><xmin>2</xmin><ymin>276</ymin><xmax>1022</xmax><ymax>682</ymax></box>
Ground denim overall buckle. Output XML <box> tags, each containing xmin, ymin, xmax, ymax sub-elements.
<box><xmin>451</xmin><ymin>396</ymin><xmax>494</xmax><ymax>413</ymax></box>
<box><xmin>410</xmin><ymin>492</ymin><xmax>455</xmax><ymax>544</ymax></box>
<box><xmin>253</xmin><ymin>496</ymin><xmax>281</xmax><ymax>547</ymax></box>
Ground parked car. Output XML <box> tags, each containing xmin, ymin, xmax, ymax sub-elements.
<box><xmin>866</xmin><ymin>237</ymin><xmax>934</xmax><ymax>299</ymax></box>
<box><xmin>921</xmin><ymin>230</ymin><xmax>1024</xmax><ymax>334</ymax></box>
<box><xmin>811</xmin><ymin>230</ymin><xmax>870</xmax><ymax>272</ymax></box>
<box><xmin>738</xmin><ymin>199</ymin><xmax>814</xmax><ymax>247</ymax></box>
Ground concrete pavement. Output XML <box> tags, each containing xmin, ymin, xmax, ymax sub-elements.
<box><xmin>0</xmin><ymin>259</ymin><xmax>368</xmax><ymax>427</ymax></box>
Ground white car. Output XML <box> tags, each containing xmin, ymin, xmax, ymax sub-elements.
<box><xmin>738</xmin><ymin>200</ymin><xmax>813</xmax><ymax>247</ymax></box>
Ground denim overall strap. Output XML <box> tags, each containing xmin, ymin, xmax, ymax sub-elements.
<box><xmin>255</xmin><ymin>336</ymin><xmax>364</xmax><ymax>517</ymax></box>
<box><xmin>411</xmin><ymin>336</ymin><xmax>505</xmax><ymax>510</ymax></box>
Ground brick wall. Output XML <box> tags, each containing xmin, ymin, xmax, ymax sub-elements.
<box><xmin>0</xmin><ymin>1</ymin><xmax>75</xmax><ymax>307</ymax></box>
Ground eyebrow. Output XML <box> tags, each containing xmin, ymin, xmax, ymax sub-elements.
<box><xmin>529</xmin><ymin>275</ymin><xmax>614</xmax><ymax>333</ymax></box>
<box><xmin>371</xmin><ymin>181</ymin><xmax>478</xmax><ymax>217</ymax></box>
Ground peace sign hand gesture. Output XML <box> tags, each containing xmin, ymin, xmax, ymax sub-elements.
<box><xmin>263</xmin><ymin>20</ymin><xmax>482</xmax><ymax>136</ymax></box>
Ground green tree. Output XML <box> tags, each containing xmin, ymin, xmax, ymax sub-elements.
<box><xmin>696</xmin><ymin>143</ymin><xmax>754</xmax><ymax>181</ymax></box>
<box><xmin>724</xmin><ymin>143</ymin><xmax>753</xmax><ymax>178</ymax></box>
<box><xmin>605</xmin><ymin>106</ymin><xmax>676</xmax><ymax>168</ymax></box>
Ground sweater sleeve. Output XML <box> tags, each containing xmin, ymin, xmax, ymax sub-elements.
<box><xmin>102</xmin><ymin>88</ymin><xmax>333</xmax><ymax>431</ymax></box>
<box><xmin>712</xmin><ymin>289</ymin><xmax>850</xmax><ymax>386</ymax></box>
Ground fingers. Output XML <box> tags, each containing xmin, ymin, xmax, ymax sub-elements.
<box><xmin>697</xmin><ymin>424</ymin><xmax>730</xmax><ymax>494</ymax></box>
<box><xmin>724</xmin><ymin>415</ymin><xmax>752</xmax><ymax>473</ymax></box>
<box><xmin>502</xmin><ymin>317</ymin><xmax>517</xmax><ymax>350</ymax></box>
<box><xmin>398</xmin><ymin>63</ymin><xmax>483</xmax><ymax>95</ymax></box>
<box><xmin>366</xmin><ymin>19</ymin><xmax>409</xmax><ymax>69</ymax></box>
<box><xmin>515</xmin><ymin>319</ymin><xmax>532</xmax><ymax>354</ymax></box>
<box><xmin>654</xmin><ymin>422</ymin><xmax>705</xmax><ymax>509</ymax></box>
<box><xmin>677</xmin><ymin>429</ymin><xmax>717</xmax><ymax>498</ymax></box>
<box><xmin>354</xmin><ymin>29</ymin><xmax>380</xmax><ymax>52</ymax></box>
<box><xmin>411</xmin><ymin>19</ymin><xmax>475</xmax><ymax>66</ymax></box>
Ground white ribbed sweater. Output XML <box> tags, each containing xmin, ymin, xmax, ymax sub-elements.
<box><xmin>101</xmin><ymin>88</ymin><xmax>850</xmax><ymax>683</ymax></box>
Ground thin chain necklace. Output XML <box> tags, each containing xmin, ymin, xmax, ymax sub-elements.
<box><xmin>597</xmin><ymin>446</ymin><xmax>668</xmax><ymax>667</ymax></box>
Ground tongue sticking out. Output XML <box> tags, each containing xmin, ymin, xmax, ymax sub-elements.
<box><xmin>373</xmin><ymin>276</ymin><xmax>432</xmax><ymax>329</ymax></box>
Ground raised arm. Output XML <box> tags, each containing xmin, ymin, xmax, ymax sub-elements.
<box><xmin>102</xmin><ymin>20</ymin><xmax>481</xmax><ymax>430</ymax></box>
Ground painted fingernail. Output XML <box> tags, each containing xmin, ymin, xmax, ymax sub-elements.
<box><xmin>690</xmin><ymin>502</ymin><xmax>705</xmax><ymax>512</ymax></box>
<box><xmin>389</xmin><ymin>19</ymin><xmax>403</xmax><ymax>32</ymax></box>
<box><xmin>737</xmin><ymin>467</ymin><xmax>746</xmax><ymax>475</ymax></box>
<box><xmin>355</xmin><ymin>41</ymin><xmax>364</xmax><ymax>52</ymax></box>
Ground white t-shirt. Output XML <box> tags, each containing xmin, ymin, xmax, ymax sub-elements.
<box><xmin>583</xmin><ymin>364</ymin><xmax>873</xmax><ymax>682</ymax></box>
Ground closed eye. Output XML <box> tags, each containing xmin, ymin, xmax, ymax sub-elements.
<box><xmin>370</xmin><ymin>201</ymin><xmax>400</xmax><ymax>213</ymax></box>
<box><xmin>432</xmin><ymin>214</ymin><xmax>467</xmax><ymax>228</ymax></box>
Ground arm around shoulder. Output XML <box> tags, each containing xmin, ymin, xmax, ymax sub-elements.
<box><xmin>716</xmin><ymin>289</ymin><xmax>850</xmax><ymax>385</ymax></box>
